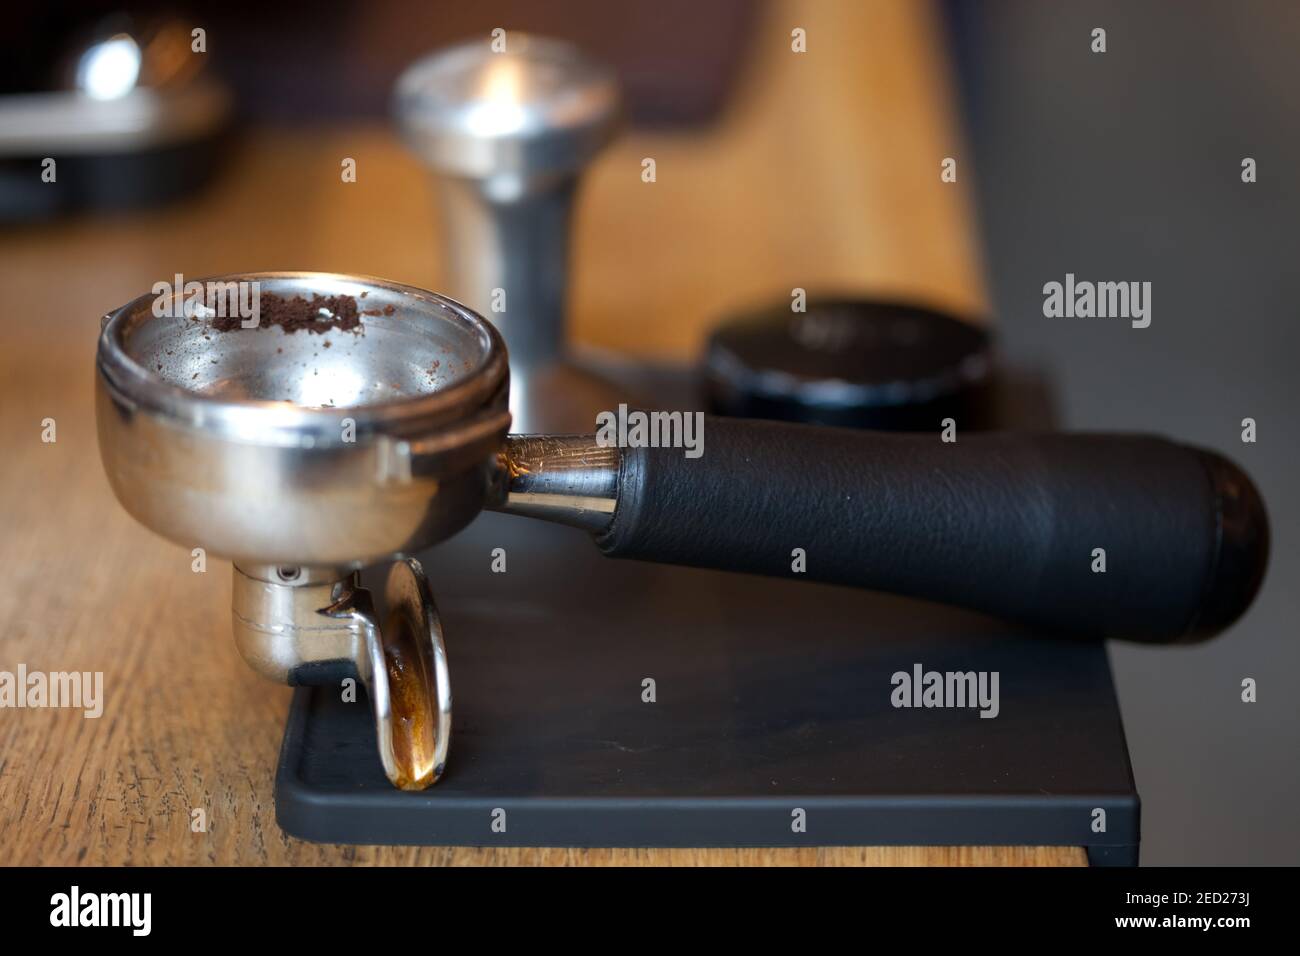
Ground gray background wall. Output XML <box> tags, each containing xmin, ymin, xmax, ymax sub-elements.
<box><xmin>948</xmin><ymin>0</ymin><xmax>1298</xmax><ymax>864</ymax></box>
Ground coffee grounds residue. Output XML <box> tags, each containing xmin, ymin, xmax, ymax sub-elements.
<box><xmin>211</xmin><ymin>292</ymin><xmax>363</xmax><ymax>335</ymax></box>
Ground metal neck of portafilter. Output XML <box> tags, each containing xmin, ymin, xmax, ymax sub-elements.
<box><xmin>487</xmin><ymin>434</ymin><xmax>621</xmax><ymax>532</ymax></box>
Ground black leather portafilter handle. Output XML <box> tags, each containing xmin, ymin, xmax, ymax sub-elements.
<box><xmin>595</xmin><ymin>418</ymin><xmax>1269</xmax><ymax>642</ymax></box>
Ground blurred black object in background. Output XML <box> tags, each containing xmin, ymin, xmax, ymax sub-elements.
<box><xmin>706</xmin><ymin>298</ymin><xmax>995</xmax><ymax>430</ymax></box>
<box><xmin>0</xmin><ymin>10</ymin><xmax>232</xmax><ymax>219</ymax></box>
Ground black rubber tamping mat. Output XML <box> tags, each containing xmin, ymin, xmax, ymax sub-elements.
<box><xmin>275</xmin><ymin>512</ymin><xmax>1139</xmax><ymax>865</ymax></box>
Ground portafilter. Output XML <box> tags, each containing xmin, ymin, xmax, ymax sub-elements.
<box><xmin>96</xmin><ymin>272</ymin><xmax>1270</xmax><ymax>789</ymax></box>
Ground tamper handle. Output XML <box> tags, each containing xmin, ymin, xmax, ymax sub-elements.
<box><xmin>596</xmin><ymin>418</ymin><xmax>1269</xmax><ymax>642</ymax></box>
<box><xmin>395</xmin><ymin>34</ymin><xmax>621</xmax><ymax>432</ymax></box>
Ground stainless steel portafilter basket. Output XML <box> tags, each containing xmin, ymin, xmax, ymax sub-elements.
<box><xmin>97</xmin><ymin>272</ymin><xmax>512</xmax><ymax>566</ymax></box>
<box><xmin>97</xmin><ymin>272</ymin><xmax>1270</xmax><ymax>790</ymax></box>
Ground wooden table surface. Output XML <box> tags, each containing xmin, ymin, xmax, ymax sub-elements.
<box><xmin>0</xmin><ymin>0</ymin><xmax>1083</xmax><ymax>865</ymax></box>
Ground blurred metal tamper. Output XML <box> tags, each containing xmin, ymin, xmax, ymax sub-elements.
<box><xmin>395</xmin><ymin>35</ymin><xmax>621</xmax><ymax>432</ymax></box>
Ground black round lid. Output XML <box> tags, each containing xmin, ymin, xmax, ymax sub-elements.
<box><xmin>705</xmin><ymin>298</ymin><xmax>993</xmax><ymax>429</ymax></box>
